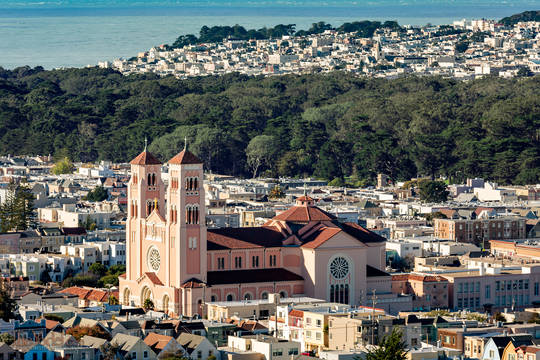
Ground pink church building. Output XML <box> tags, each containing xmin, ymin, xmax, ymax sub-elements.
<box><xmin>119</xmin><ymin>147</ymin><xmax>391</xmax><ymax>317</ymax></box>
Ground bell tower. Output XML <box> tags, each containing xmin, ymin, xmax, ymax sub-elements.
<box><xmin>126</xmin><ymin>146</ymin><xmax>164</xmax><ymax>281</ymax></box>
<box><xmin>166</xmin><ymin>147</ymin><xmax>207</xmax><ymax>289</ymax></box>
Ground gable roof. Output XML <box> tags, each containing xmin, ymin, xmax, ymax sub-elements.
<box><xmin>144</xmin><ymin>333</ymin><xmax>177</xmax><ymax>353</ymax></box>
<box><xmin>273</xmin><ymin>205</ymin><xmax>336</xmax><ymax>222</ymax></box>
<box><xmin>207</xmin><ymin>268</ymin><xmax>303</xmax><ymax>285</ymax></box>
<box><xmin>80</xmin><ymin>335</ymin><xmax>107</xmax><ymax>349</ymax></box>
<box><xmin>339</xmin><ymin>222</ymin><xmax>386</xmax><ymax>243</ymax></box>
<box><xmin>168</xmin><ymin>150</ymin><xmax>202</xmax><ymax>165</ymax></box>
<box><xmin>143</xmin><ymin>272</ymin><xmax>164</xmax><ymax>286</ymax></box>
<box><xmin>130</xmin><ymin>150</ymin><xmax>162</xmax><ymax>165</ymax></box>
<box><xmin>207</xmin><ymin>227</ymin><xmax>284</xmax><ymax>250</ymax></box>
<box><xmin>176</xmin><ymin>333</ymin><xmax>208</xmax><ymax>354</ymax></box>
<box><xmin>112</xmin><ymin>333</ymin><xmax>149</xmax><ymax>353</ymax></box>
<box><xmin>300</xmin><ymin>227</ymin><xmax>342</xmax><ymax>249</ymax></box>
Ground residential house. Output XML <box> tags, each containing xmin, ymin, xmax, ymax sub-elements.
<box><xmin>13</xmin><ymin>320</ymin><xmax>47</xmax><ymax>342</ymax></box>
<box><xmin>176</xmin><ymin>333</ymin><xmax>218</xmax><ymax>360</ymax></box>
<box><xmin>144</xmin><ymin>333</ymin><xmax>186</xmax><ymax>359</ymax></box>
<box><xmin>23</xmin><ymin>344</ymin><xmax>55</xmax><ymax>360</ymax></box>
<box><xmin>0</xmin><ymin>342</ymin><xmax>21</xmax><ymax>360</ymax></box>
<box><xmin>111</xmin><ymin>333</ymin><xmax>157</xmax><ymax>360</ymax></box>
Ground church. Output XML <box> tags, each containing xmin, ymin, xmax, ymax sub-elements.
<box><xmin>119</xmin><ymin>147</ymin><xmax>392</xmax><ymax>317</ymax></box>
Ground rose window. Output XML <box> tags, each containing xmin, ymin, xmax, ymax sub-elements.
<box><xmin>148</xmin><ymin>247</ymin><xmax>160</xmax><ymax>272</ymax></box>
<box><xmin>330</xmin><ymin>257</ymin><xmax>349</xmax><ymax>279</ymax></box>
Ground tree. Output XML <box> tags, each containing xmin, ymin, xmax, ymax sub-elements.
<box><xmin>51</xmin><ymin>157</ymin><xmax>74</xmax><ymax>175</ymax></box>
<box><xmin>67</xmin><ymin>325</ymin><xmax>111</xmax><ymax>340</ymax></box>
<box><xmin>143</xmin><ymin>298</ymin><xmax>155</xmax><ymax>311</ymax></box>
<box><xmin>268</xmin><ymin>185</ymin><xmax>285</xmax><ymax>199</ymax></box>
<box><xmin>0</xmin><ymin>181</ymin><xmax>37</xmax><ymax>232</ymax></box>
<box><xmin>494</xmin><ymin>312</ymin><xmax>506</xmax><ymax>322</ymax></box>
<box><xmin>366</xmin><ymin>328</ymin><xmax>407</xmax><ymax>360</ymax></box>
<box><xmin>246</xmin><ymin>135</ymin><xmax>278</xmax><ymax>178</ymax></box>
<box><xmin>418</xmin><ymin>180</ymin><xmax>449</xmax><ymax>203</ymax></box>
<box><xmin>108</xmin><ymin>295</ymin><xmax>119</xmax><ymax>305</ymax></box>
<box><xmin>88</xmin><ymin>263</ymin><xmax>107</xmax><ymax>277</ymax></box>
<box><xmin>0</xmin><ymin>288</ymin><xmax>17</xmax><ymax>321</ymax></box>
<box><xmin>0</xmin><ymin>333</ymin><xmax>14</xmax><ymax>345</ymax></box>
<box><xmin>100</xmin><ymin>342</ymin><xmax>121</xmax><ymax>360</ymax></box>
<box><xmin>85</xmin><ymin>186</ymin><xmax>108</xmax><ymax>202</ymax></box>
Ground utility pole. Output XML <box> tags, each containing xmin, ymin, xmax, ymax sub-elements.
<box><xmin>370</xmin><ymin>289</ymin><xmax>378</xmax><ymax>346</ymax></box>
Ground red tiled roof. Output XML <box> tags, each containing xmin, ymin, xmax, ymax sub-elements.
<box><xmin>475</xmin><ymin>207</ymin><xmax>494</xmax><ymax>216</ymax></box>
<box><xmin>392</xmin><ymin>274</ymin><xmax>447</xmax><ymax>282</ymax></box>
<box><xmin>296</xmin><ymin>195</ymin><xmax>314</xmax><ymax>202</ymax></box>
<box><xmin>144</xmin><ymin>333</ymin><xmax>174</xmax><ymax>351</ymax></box>
<box><xmin>301</xmin><ymin>227</ymin><xmax>342</xmax><ymax>249</ymax></box>
<box><xmin>145</xmin><ymin>272</ymin><xmax>164</xmax><ymax>286</ymax></box>
<box><xmin>181</xmin><ymin>278</ymin><xmax>205</xmax><ymax>288</ymax></box>
<box><xmin>130</xmin><ymin>151</ymin><xmax>162</xmax><ymax>165</ymax></box>
<box><xmin>207</xmin><ymin>227</ymin><xmax>284</xmax><ymax>250</ymax></box>
<box><xmin>289</xmin><ymin>309</ymin><xmax>304</xmax><ymax>318</ymax></box>
<box><xmin>59</xmin><ymin>287</ymin><xmax>109</xmax><ymax>302</ymax></box>
<box><xmin>168</xmin><ymin>150</ymin><xmax>201</xmax><ymax>165</ymax></box>
<box><xmin>340</xmin><ymin>222</ymin><xmax>386</xmax><ymax>243</ymax></box>
<box><xmin>273</xmin><ymin>205</ymin><xmax>336</xmax><ymax>222</ymax></box>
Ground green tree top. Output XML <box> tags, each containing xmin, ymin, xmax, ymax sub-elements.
<box><xmin>85</xmin><ymin>186</ymin><xmax>108</xmax><ymax>202</ymax></box>
<box><xmin>0</xmin><ymin>288</ymin><xmax>18</xmax><ymax>322</ymax></box>
<box><xmin>366</xmin><ymin>328</ymin><xmax>408</xmax><ymax>360</ymax></box>
<box><xmin>52</xmin><ymin>157</ymin><xmax>74</xmax><ymax>175</ymax></box>
<box><xmin>418</xmin><ymin>180</ymin><xmax>449</xmax><ymax>203</ymax></box>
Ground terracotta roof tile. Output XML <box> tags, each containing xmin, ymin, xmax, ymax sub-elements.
<box><xmin>181</xmin><ymin>278</ymin><xmax>205</xmax><ymax>288</ymax></box>
<box><xmin>207</xmin><ymin>227</ymin><xmax>284</xmax><ymax>250</ymax></box>
<box><xmin>339</xmin><ymin>222</ymin><xmax>386</xmax><ymax>243</ymax></box>
<box><xmin>273</xmin><ymin>205</ymin><xmax>336</xmax><ymax>222</ymax></box>
<box><xmin>289</xmin><ymin>309</ymin><xmax>304</xmax><ymax>318</ymax></box>
<box><xmin>300</xmin><ymin>227</ymin><xmax>342</xmax><ymax>249</ymax></box>
<box><xmin>144</xmin><ymin>333</ymin><xmax>174</xmax><ymax>351</ymax></box>
<box><xmin>130</xmin><ymin>150</ymin><xmax>162</xmax><ymax>165</ymax></box>
<box><xmin>145</xmin><ymin>272</ymin><xmax>164</xmax><ymax>286</ymax></box>
<box><xmin>168</xmin><ymin>150</ymin><xmax>201</xmax><ymax>165</ymax></box>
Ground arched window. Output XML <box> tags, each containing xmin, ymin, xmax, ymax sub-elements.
<box><xmin>244</xmin><ymin>293</ymin><xmax>252</xmax><ymax>301</ymax></box>
<box><xmin>193</xmin><ymin>177</ymin><xmax>198</xmax><ymax>190</ymax></box>
<box><xmin>211</xmin><ymin>295</ymin><xmax>217</xmax><ymax>302</ymax></box>
<box><xmin>344</xmin><ymin>284</ymin><xmax>349</xmax><ymax>304</ymax></box>
<box><xmin>152</xmin><ymin>173</ymin><xmax>156</xmax><ymax>186</ymax></box>
<box><xmin>226</xmin><ymin>294</ymin><xmax>234</xmax><ymax>301</ymax></box>
<box><xmin>147</xmin><ymin>174</ymin><xmax>152</xmax><ymax>185</ymax></box>
<box><xmin>279</xmin><ymin>291</ymin><xmax>287</xmax><ymax>299</ymax></box>
<box><xmin>330</xmin><ymin>285</ymin><xmax>335</xmax><ymax>303</ymax></box>
<box><xmin>185</xmin><ymin>178</ymin><xmax>190</xmax><ymax>190</ymax></box>
<box><xmin>261</xmin><ymin>292</ymin><xmax>269</xmax><ymax>300</ymax></box>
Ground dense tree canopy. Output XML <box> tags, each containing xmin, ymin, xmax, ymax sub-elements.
<box><xmin>0</xmin><ymin>66</ymin><xmax>539</xmax><ymax>185</ymax></box>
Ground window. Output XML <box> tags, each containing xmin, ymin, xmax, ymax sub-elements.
<box><xmin>252</xmin><ymin>256</ymin><xmax>259</xmax><ymax>268</ymax></box>
<box><xmin>269</xmin><ymin>254</ymin><xmax>277</xmax><ymax>267</ymax></box>
<box><xmin>289</xmin><ymin>349</ymin><xmax>299</xmax><ymax>355</ymax></box>
<box><xmin>189</xmin><ymin>237</ymin><xmax>198</xmax><ymax>250</ymax></box>
<box><xmin>459</xmin><ymin>283</ymin><xmax>463</xmax><ymax>293</ymax></box>
<box><xmin>496</xmin><ymin>281</ymin><xmax>500</xmax><ymax>291</ymax></box>
<box><xmin>316</xmin><ymin>319</ymin><xmax>322</xmax><ymax>327</ymax></box>
<box><xmin>476</xmin><ymin>282</ymin><xmax>480</xmax><ymax>292</ymax></box>
<box><xmin>132</xmin><ymin>352</ymin><xmax>137</xmax><ymax>360</ymax></box>
<box><xmin>218</xmin><ymin>257</ymin><xmax>225</xmax><ymax>270</ymax></box>
<box><xmin>272</xmin><ymin>349</ymin><xmax>283</xmax><ymax>357</ymax></box>
<box><xmin>197</xmin><ymin>351</ymin><xmax>202</xmax><ymax>359</ymax></box>
<box><xmin>316</xmin><ymin>332</ymin><xmax>321</xmax><ymax>340</ymax></box>
<box><xmin>525</xmin><ymin>280</ymin><xmax>529</xmax><ymax>290</ymax></box>
<box><xmin>306</xmin><ymin>330</ymin><xmax>311</xmax><ymax>338</ymax></box>
<box><xmin>226</xmin><ymin>294</ymin><xmax>233</xmax><ymax>301</ymax></box>
<box><xmin>485</xmin><ymin>285</ymin><xmax>491</xmax><ymax>299</ymax></box>
<box><xmin>143</xmin><ymin>351</ymin><xmax>148</xmax><ymax>359</ymax></box>
<box><xmin>535</xmin><ymin>282</ymin><xmax>539</xmax><ymax>296</ymax></box>
<box><xmin>234</xmin><ymin>256</ymin><xmax>242</xmax><ymax>269</ymax></box>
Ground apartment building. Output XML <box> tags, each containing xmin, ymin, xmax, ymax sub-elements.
<box><xmin>441</xmin><ymin>265</ymin><xmax>540</xmax><ymax>312</ymax></box>
<box><xmin>391</xmin><ymin>274</ymin><xmax>450</xmax><ymax>310</ymax></box>
<box><xmin>434</xmin><ymin>217</ymin><xmax>526</xmax><ymax>244</ymax></box>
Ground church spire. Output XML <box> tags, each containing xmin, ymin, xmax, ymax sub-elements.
<box><xmin>144</xmin><ymin>137</ymin><xmax>148</xmax><ymax>151</ymax></box>
<box><xmin>184</xmin><ymin>136</ymin><xmax>187</xmax><ymax>151</ymax></box>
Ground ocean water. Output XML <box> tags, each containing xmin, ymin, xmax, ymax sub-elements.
<box><xmin>1</xmin><ymin>1</ymin><xmax>539</xmax><ymax>69</ymax></box>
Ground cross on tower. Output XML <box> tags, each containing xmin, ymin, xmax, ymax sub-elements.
<box><xmin>184</xmin><ymin>136</ymin><xmax>187</xmax><ymax>151</ymax></box>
